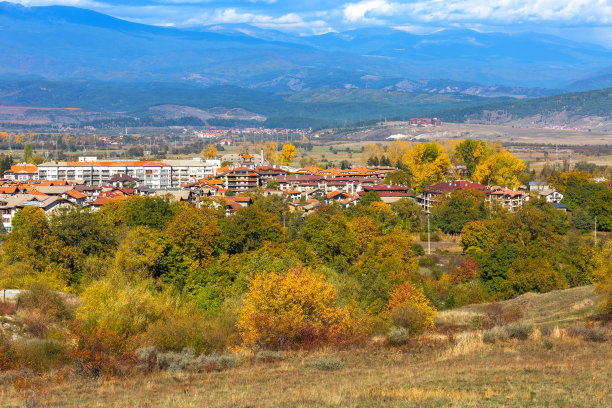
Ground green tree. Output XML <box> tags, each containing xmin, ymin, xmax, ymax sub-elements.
<box><xmin>431</xmin><ymin>189</ymin><xmax>487</xmax><ymax>234</ymax></box>
<box><xmin>454</xmin><ymin>139</ymin><xmax>489</xmax><ymax>177</ymax></box>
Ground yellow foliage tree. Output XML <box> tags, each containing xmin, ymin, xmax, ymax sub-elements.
<box><xmin>387</xmin><ymin>140</ymin><xmax>411</xmax><ymax>165</ymax></box>
<box><xmin>237</xmin><ymin>267</ymin><xmax>363</xmax><ymax>349</ymax></box>
<box><xmin>402</xmin><ymin>142</ymin><xmax>451</xmax><ymax>192</ymax></box>
<box><xmin>264</xmin><ymin>141</ymin><xmax>277</xmax><ymax>164</ymax></box>
<box><xmin>201</xmin><ymin>144</ymin><xmax>218</xmax><ymax>159</ymax></box>
<box><xmin>362</xmin><ymin>143</ymin><xmax>384</xmax><ymax>165</ymax></box>
<box><xmin>279</xmin><ymin>143</ymin><xmax>296</xmax><ymax>166</ymax></box>
<box><xmin>594</xmin><ymin>240</ymin><xmax>612</xmax><ymax>313</ymax></box>
<box><xmin>388</xmin><ymin>282</ymin><xmax>437</xmax><ymax>335</ymax></box>
<box><xmin>472</xmin><ymin>150</ymin><xmax>526</xmax><ymax>188</ymax></box>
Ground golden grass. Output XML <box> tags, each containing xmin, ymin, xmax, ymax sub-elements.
<box><xmin>0</xmin><ymin>334</ymin><xmax>609</xmax><ymax>408</ymax></box>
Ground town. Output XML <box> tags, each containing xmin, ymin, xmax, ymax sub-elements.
<box><xmin>0</xmin><ymin>147</ymin><xmax>573</xmax><ymax>232</ymax></box>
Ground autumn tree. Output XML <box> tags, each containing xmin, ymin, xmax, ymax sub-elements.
<box><xmin>402</xmin><ymin>142</ymin><xmax>451</xmax><ymax>192</ymax></box>
<box><xmin>237</xmin><ymin>267</ymin><xmax>362</xmax><ymax>350</ymax></box>
<box><xmin>386</xmin><ymin>140</ymin><xmax>411</xmax><ymax>165</ymax></box>
<box><xmin>362</xmin><ymin>143</ymin><xmax>384</xmax><ymax>165</ymax></box>
<box><xmin>472</xmin><ymin>150</ymin><xmax>525</xmax><ymax>188</ymax></box>
<box><xmin>201</xmin><ymin>144</ymin><xmax>217</xmax><ymax>159</ymax></box>
<box><xmin>264</xmin><ymin>141</ymin><xmax>277</xmax><ymax>164</ymax></box>
<box><xmin>279</xmin><ymin>143</ymin><xmax>296</xmax><ymax>165</ymax></box>
<box><xmin>454</xmin><ymin>139</ymin><xmax>489</xmax><ymax>177</ymax></box>
<box><xmin>594</xmin><ymin>240</ymin><xmax>612</xmax><ymax>313</ymax></box>
<box><xmin>351</xmin><ymin>228</ymin><xmax>419</xmax><ymax>312</ymax></box>
<box><xmin>23</xmin><ymin>143</ymin><xmax>33</xmax><ymax>163</ymax></box>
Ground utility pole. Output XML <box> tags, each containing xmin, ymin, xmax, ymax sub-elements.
<box><xmin>555</xmin><ymin>144</ymin><xmax>559</xmax><ymax>171</ymax></box>
<box><xmin>427</xmin><ymin>212</ymin><xmax>431</xmax><ymax>255</ymax></box>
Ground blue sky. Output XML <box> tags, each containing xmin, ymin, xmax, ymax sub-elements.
<box><xmin>8</xmin><ymin>0</ymin><xmax>612</xmax><ymax>45</ymax></box>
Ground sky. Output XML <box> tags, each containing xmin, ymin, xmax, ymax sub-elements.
<box><xmin>7</xmin><ymin>0</ymin><xmax>612</xmax><ymax>45</ymax></box>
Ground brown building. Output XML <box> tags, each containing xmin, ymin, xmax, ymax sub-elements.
<box><xmin>224</xmin><ymin>167</ymin><xmax>260</xmax><ymax>192</ymax></box>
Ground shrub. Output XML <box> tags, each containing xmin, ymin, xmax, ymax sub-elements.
<box><xmin>156</xmin><ymin>349</ymin><xmax>239</xmax><ymax>373</ymax></box>
<box><xmin>67</xmin><ymin>320</ymin><xmax>136</xmax><ymax>378</ymax></box>
<box><xmin>237</xmin><ymin>267</ymin><xmax>364</xmax><ymax>350</ymax></box>
<box><xmin>0</xmin><ymin>301</ymin><xmax>16</xmax><ymax>315</ymax></box>
<box><xmin>255</xmin><ymin>350</ymin><xmax>287</xmax><ymax>363</ymax></box>
<box><xmin>448</xmin><ymin>280</ymin><xmax>490</xmax><ymax>308</ymax></box>
<box><xmin>144</xmin><ymin>313</ymin><xmax>227</xmax><ymax>354</ymax></box>
<box><xmin>477</xmin><ymin>303</ymin><xmax>523</xmax><ymax>329</ymax></box>
<box><xmin>482</xmin><ymin>326</ymin><xmax>509</xmax><ymax>344</ymax></box>
<box><xmin>18</xmin><ymin>283</ymin><xmax>73</xmax><ymax>321</ymax></box>
<box><xmin>11</xmin><ymin>339</ymin><xmax>66</xmax><ymax>373</ymax></box>
<box><xmin>310</xmin><ymin>357</ymin><xmax>345</xmax><ymax>371</ymax></box>
<box><xmin>543</xmin><ymin>337</ymin><xmax>554</xmax><ymax>349</ymax></box>
<box><xmin>77</xmin><ymin>278</ymin><xmax>182</xmax><ymax>338</ymax></box>
<box><xmin>584</xmin><ymin>327</ymin><xmax>609</xmax><ymax>342</ymax></box>
<box><xmin>0</xmin><ymin>333</ymin><xmax>15</xmax><ymax>370</ymax></box>
<box><xmin>411</xmin><ymin>243</ymin><xmax>425</xmax><ymax>256</ymax></box>
<box><xmin>388</xmin><ymin>282</ymin><xmax>437</xmax><ymax>336</ymax></box>
<box><xmin>506</xmin><ymin>321</ymin><xmax>534</xmax><ymax>340</ymax></box>
<box><xmin>387</xmin><ymin>327</ymin><xmax>410</xmax><ymax>345</ymax></box>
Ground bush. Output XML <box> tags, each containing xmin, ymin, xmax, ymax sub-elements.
<box><xmin>67</xmin><ymin>321</ymin><xmax>136</xmax><ymax>378</ymax></box>
<box><xmin>18</xmin><ymin>283</ymin><xmax>73</xmax><ymax>321</ymax></box>
<box><xmin>310</xmin><ymin>357</ymin><xmax>345</xmax><ymax>371</ymax></box>
<box><xmin>0</xmin><ymin>301</ymin><xmax>16</xmax><ymax>315</ymax></box>
<box><xmin>155</xmin><ymin>349</ymin><xmax>239</xmax><ymax>373</ymax></box>
<box><xmin>448</xmin><ymin>280</ymin><xmax>490</xmax><ymax>308</ymax></box>
<box><xmin>482</xmin><ymin>326</ymin><xmax>509</xmax><ymax>344</ymax></box>
<box><xmin>0</xmin><ymin>333</ymin><xmax>14</xmax><ymax>370</ymax></box>
<box><xmin>411</xmin><ymin>243</ymin><xmax>425</xmax><ymax>256</ymax></box>
<box><xmin>11</xmin><ymin>338</ymin><xmax>66</xmax><ymax>373</ymax></box>
<box><xmin>476</xmin><ymin>303</ymin><xmax>523</xmax><ymax>329</ymax></box>
<box><xmin>506</xmin><ymin>321</ymin><xmax>534</xmax><ymax>340</ymax></box>
<box><xmin>543</xmin><ymin>338</ymin><xmax>554</xmax><ymax>349</ymax></box>
<box><xmin>584</xmin><ymin>327</ymin><xmax>609</xmax><ymax>342</ymax></box>
<box><xmin>387</xmin><ymin>327</ymin><xmax>410</xmax><ymax>345</ymax></box>
<box><xmin>255</xmin><ymin>350</ymin><xmax>287</xmax><ymax>363</ymax></box>
<box><xmin>388</xmin><ymin>282</ymin><xmax>437</xmax><ymax>336</ymax></box>
<box><xmin>237</xmin><ymin>267</ymin><xmax>364</xmax><ymax>350</ymax></box>
<box><xmin>144</xmin><ymin>314</ymin><xmax>227</xmax><ymax>354</ymax></box>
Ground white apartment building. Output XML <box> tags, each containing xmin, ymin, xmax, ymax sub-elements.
<box><xmin>36</xmin><ymin>157</ymin><xmax>220</xmax><ymax>189</ymax></box>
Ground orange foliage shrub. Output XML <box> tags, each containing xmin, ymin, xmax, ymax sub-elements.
<box><xmin>388</xmin><ymin>282</ymin><xmax>437</xmax><ymax>335</ymax></box>
<box><xmin>237</xmin><ymin>267</ymin><xmax>364</xmax><ymax>350</ymax></box>
<box><xmin>451</xmin><ymin>257</ymin><xmax>479</xmax><ymax>284</ymax></box>
<box><xmin>67</xmin><ymin>321</ymin><xmax>136</xmax><ymax>378</ymax></box>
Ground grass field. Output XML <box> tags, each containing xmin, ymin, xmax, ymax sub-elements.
<box><xmin>0</xmin><ymin>286</ymin><xmax>609</xmax><ymax>408</ymax></box>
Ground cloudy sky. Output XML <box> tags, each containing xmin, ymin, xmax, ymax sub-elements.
<box><xmin>8</xmin><ymin>0</ymin><xmax>612</xmax><ymax>44</ymax></box>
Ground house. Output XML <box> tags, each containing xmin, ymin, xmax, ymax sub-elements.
<box><xmin>537</xmin><ymin>188</ymin><xmax>564</xmax><ymax>203</ymax></box>
<box><xmin>62</xmin><ymin>189</ymin><xmax>87</xmax><ymax>206</ymax></box>
<box><xmin>361</xmin><ymin>184</ymin><xmax>416</xmax><ymax>204</ymax></box>
<box><xmin>0</xmin><ymin>194</ymin><xmax>69</xmax><ymax>232</ymax></box>
<box><xmin>485</xmin><ymin>187</ymin><xmax>527</xmax><ymax>212</ymax></box>
<box><xmin>418</xmin><ymin>181</ymin><xmax>486</xmax><ymax>212</ymax></box>
<box><xmin>409</xmin><ymin>118</ymin><xmax>442</xmax><ymax>126</ymax></box>
<box><xmin>3</xmin><ymin>164</ymin><xmax>38</xmax><ymax>182</ymax></box>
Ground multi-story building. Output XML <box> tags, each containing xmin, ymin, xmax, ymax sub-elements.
<box><xmin>35</xmin><ymin>157</ymin><xmax>220</xmax><ymax>189</ymax></box>
<box><xmin>224</xmin><ymin>167</ymin><xmax>260</xmax><ymax>192</ymax></box>
<box><xmin>3</xmin><ymin>164</ymin><xmax>39</xmax><ymax>182</ymax></box>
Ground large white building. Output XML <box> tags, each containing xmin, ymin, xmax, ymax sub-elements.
<box><xmin>36</xmin><ymin>157</ymin><xmax>220</xmax><ymax>189</ymax></box>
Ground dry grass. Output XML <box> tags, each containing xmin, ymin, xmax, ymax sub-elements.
<box><xmin>0</xmin><ymin>335</ymin><xmax>609</xmax><ymax>407</ymax></box>
<box><xmin>436</xmin><ymin>285</ymin><xmax>600</xmax><ymax>330</ymax></box>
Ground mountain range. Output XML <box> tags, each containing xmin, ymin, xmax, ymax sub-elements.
<box><xmin>2</xmin><ymin>1</ymin><xmax>612</xmax><ymax>93</ymax></box>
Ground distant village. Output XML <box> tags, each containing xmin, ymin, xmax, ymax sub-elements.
<box><xmin>0</xmin><ymin>142</ymin><xmax>575</xmax><ymax>233</ymax></box>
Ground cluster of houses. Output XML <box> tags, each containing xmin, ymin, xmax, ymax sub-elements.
<box><xmin>0</xmin><ymin>152</ymin><xmax>580</xmax><ymax>232</ymax></box>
